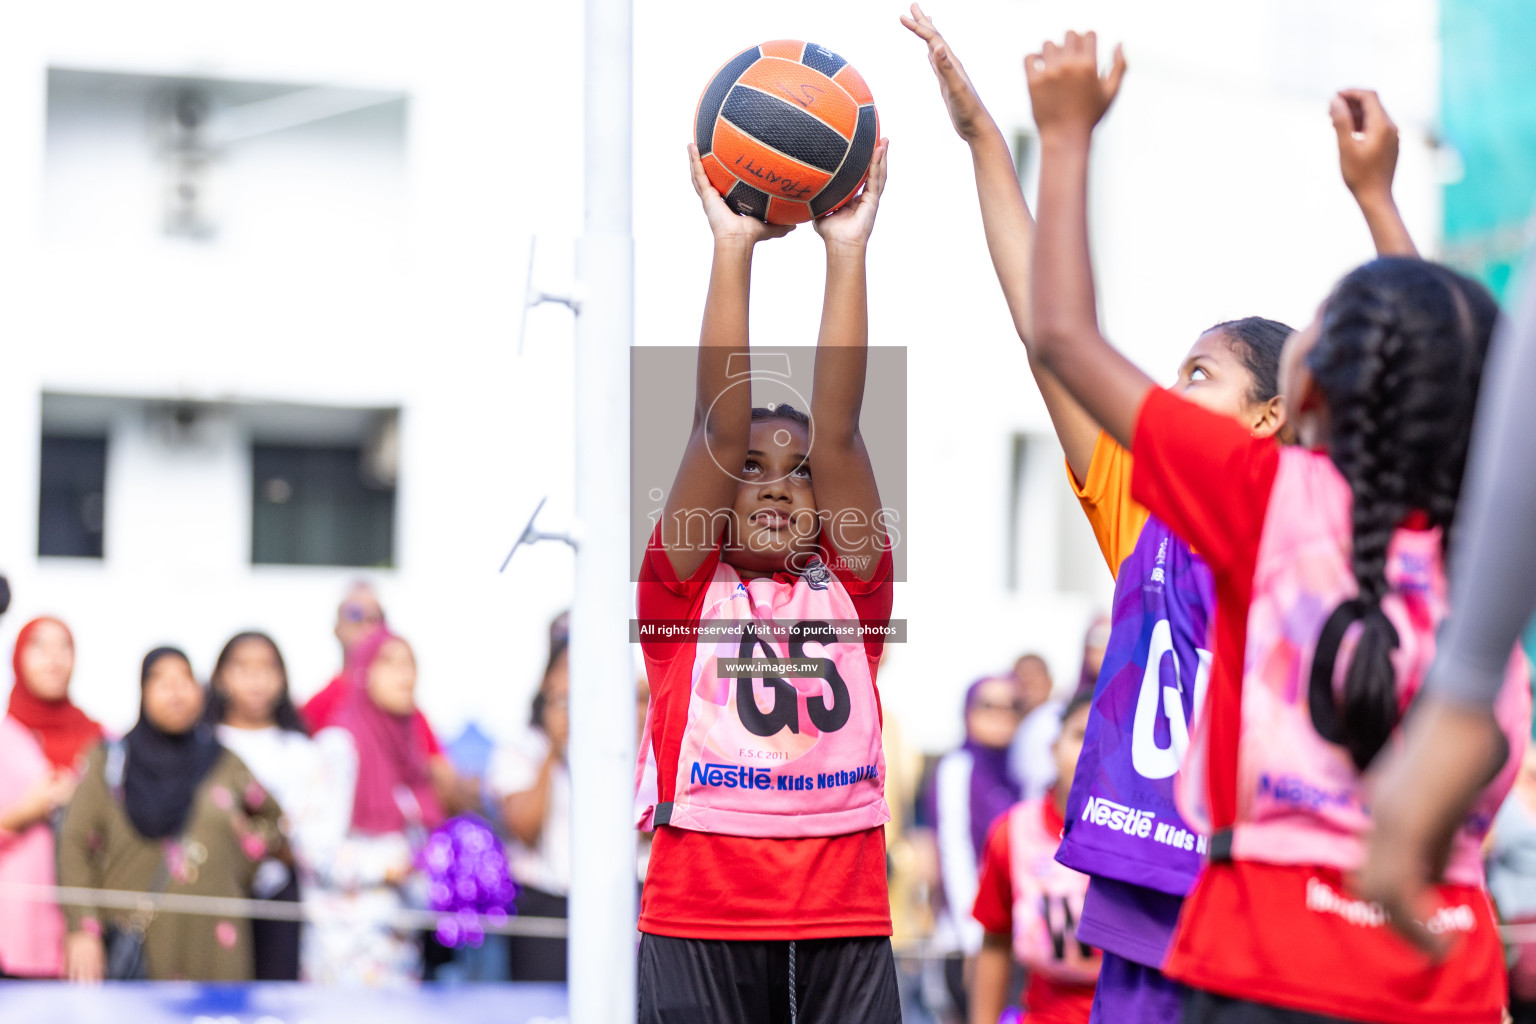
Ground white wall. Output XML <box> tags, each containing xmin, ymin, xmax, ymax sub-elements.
<box><xmin>0</xmin><ymin>0</ymin><xmax>1440</xmax><ymax>754</ymax></box>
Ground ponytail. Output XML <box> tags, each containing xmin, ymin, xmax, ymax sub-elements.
<box><xmin>1305</xmin><ymin>258</ymin><xmax>1498</xmax><ymax>770</ymax></box>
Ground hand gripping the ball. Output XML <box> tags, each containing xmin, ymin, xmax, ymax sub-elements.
<box><xmin>813</xmin><ymin>137</ymin><xmax>889</xmax><ymax>252</ymax></box>
<box><xmin>689</xmin><ymin>142</ymin><xmax>795</xmax><ymax>246</ymax></box>
<box><xmin>1025</xmin><ymin>31</ymin><xmax>1127</xmax><ymax>142</ymax></box>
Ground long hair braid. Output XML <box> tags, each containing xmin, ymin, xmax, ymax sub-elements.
<box><xmin>1305</xmin><ymin>258</ymin><xmax>1497</xmax><ymax>770</ymax></box>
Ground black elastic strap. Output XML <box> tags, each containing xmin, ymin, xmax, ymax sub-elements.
<box><xmin>1308</xmin><ymin>599</ymin><xmax>1367</xmax><ymax>745</ymax></box>
<box><xmin>652</xmin><ymin>802</ymin><xmax>673</xmax><ymax>827</ymax></box>
<box><xmin>1209</xmin><ymin>828</ymin><xmax>1234</xmax><ymax>863</ymax></box>
<box><xmin>1308</xmin><ymin>599</ymin><xmax>1401</xmax><ymax>746</ymax></box>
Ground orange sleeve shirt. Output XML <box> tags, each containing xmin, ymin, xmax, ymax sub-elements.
<box><xmin>1068</xmin><ymin>431</ymin><xmax>1151</xmax><ymax>579</ymax></box>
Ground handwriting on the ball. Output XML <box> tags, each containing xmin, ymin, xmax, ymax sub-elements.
<box><xmin>736</xmin><ymin>155</ymin><xmax>815</xmax><ymax>199</ymax></box>
<box><xmin>777</xmin><ymin>83</ymin><xmax>825</xmax><ymax>109</ymax></box>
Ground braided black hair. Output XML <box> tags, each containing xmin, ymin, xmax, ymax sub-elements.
<box><xmin>530</xmin><ymin>610</ymin><xmax>572</xmax><ymax>729</ymax></box>
<box><xmin>1305</xmin><ymin>257</ymin><xmax>1497</xmax><ymax>770</ymax></box>
<box><xmin>1210</xmin><ymin>317</ymin><xmax>1293</xmax><ymax>404</ymax></box>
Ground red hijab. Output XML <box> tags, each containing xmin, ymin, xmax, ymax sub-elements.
<box><xmin>8</xmin><ymin>617</ymin><xmax>103</xmax><ymax>771</ymax></box>
<box><xmin>332</xmin><ymin>627</ymin><xmax>443</xmax><ymax>835</ymax></box>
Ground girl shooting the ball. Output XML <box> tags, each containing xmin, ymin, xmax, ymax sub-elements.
<box><xmin>1023</xmin><ymin>29</ymin><xmax>1528</xmax><ymax>1024</ymax></box>
<box><xmin>633</xmin><ymin>135</ymin><xmax>899</xmax><ymax>1024</ymax></box>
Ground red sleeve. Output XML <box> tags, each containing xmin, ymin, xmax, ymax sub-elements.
<box><xmin>972</xmin><ymin>814</ymin><xmax>1014</xmax><ymax>936</ymax></box>
<box><xmin>637</xmin><ymin>524</ymin><xmax>724</xmax><ymax>661</ymax></box>
<box><xmin>825</xmin><ymin>539</ymin><xmax>894</xmax><ymax>662</ymax></box>
<box><xmin>1129</xmin><ymin>388</ymin><xmax>1281</xmax><ymax>577</ymax></box>
<box><xmin>413</xmin><ymin>712</ymin><xmax>443</xmax><ymax>758</ymax></box>
<box><xmin>301</xmin><ymin>677</ymin><xmax>344</xmax><ymax>733</ymax></box>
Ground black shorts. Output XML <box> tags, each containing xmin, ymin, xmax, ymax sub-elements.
<box><xmin>638</xmin><ymin>933</ymin><xmax>900</xmax><ymax>1024</ymax></box>
<box><xmin>1183</xmin><ymin>989</ymin><xmax>1360</xmax><ymax>1024</ymax></box>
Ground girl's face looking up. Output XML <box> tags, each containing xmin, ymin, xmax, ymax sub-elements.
<box><xmin>724</xmin><ymin>417</ymin><xmax>822</xmax><ymax>577</ymax></box>
<box><xmin>1173</xmin><ymin>329</ymin><xmax>1285</xmax><ymax>438</ymax></box>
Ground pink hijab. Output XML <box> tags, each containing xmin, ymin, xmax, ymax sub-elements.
<box><xmin>332</xmin><ymin>627</ymin><xmax>444</xmax><ymax>835</ymax></box>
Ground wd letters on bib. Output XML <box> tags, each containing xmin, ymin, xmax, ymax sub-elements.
<box><xmin>637</xmin><ymin>531</ymin><xmax>890</xmax><ymax>840</ymax></box>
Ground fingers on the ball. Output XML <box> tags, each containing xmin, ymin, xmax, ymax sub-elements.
<box><xmin>687</xmin><ymin>149</ymin><xmax>713</xmax><ymax>198</ymax></box>
<box><xmin>867</xmin><ymin>143</ymin><xmax>888</xmax><ymax>196</ymax></box>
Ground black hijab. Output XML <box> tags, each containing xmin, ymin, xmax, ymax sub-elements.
<box><xmin>122</xmin><ymin>647</ymin><xmax>223</xmax><ymax>840</ymax></box>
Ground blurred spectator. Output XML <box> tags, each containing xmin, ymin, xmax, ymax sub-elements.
<box><xmin>1078</xmin><ymin>617</ymin><xmax>1111</xmax><ymax>689</ymax></box>
<box><xmin>302</xmin><ymin>583</ymin><xmax>472</xmax><ymax>816</ymax></box>
<box><xmin>0</xmin><ymin>618</ymin><xmax>101</xmax><ymax>978</ymax></box>
<box><xmin>971</xmin><ymin>694</ymin><xmax>1101</xmax><ymax>1024</ymax></box>
<box><xmin>58</xmin><ymin>648</ymin><xmax>285</xmax><ymax>982</ymax></box>
<box><xmin>206</xmin><ymin>631</ymin><xmax>321</xmax><ymax>981</ymax></box>
<box><xmin>1490</xmin><ymin>747</ymin><xmax>1536</xmax><ymax>1024</ymax></box>
<box><xmin>1007</xmin><ymin>654</ymin><xmax>1058</xmax><ymax>800</ymax></box>
<box><xmin>302</xmin><ymin>628</ymin><xmax>443</xmax><ymax>986</ymax></box>
<box><xmin>881</xmin><ymin>654</ymin><xmax>939</xmax><ymax>1024</ymax></box>
<box><xmin>489</xmin><ymin>613</ymin><xmax>571</xmax><ymax>982</ymax></box>
<box><xmin>1010</xmin><ymin>619</ymin><xmax>1109</xmax><ymax>801</ymax></box>
<box><xmin>1013</xmin><ymin>654</ymin><xmax>1054</xmax><ymax>720</ymax></box>
<box><xmin>929</xmin><ymin>676</ymin><xmax>1026</xmax><ymax>1020</ymax></box>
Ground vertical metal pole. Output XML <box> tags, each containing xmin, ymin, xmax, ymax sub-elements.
<box><xmin>568</xmin><ymin>0</ymin><xmax>635</xmax><ymax>1021</ymax></box>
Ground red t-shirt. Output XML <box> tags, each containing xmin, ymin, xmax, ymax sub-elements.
<box><xmin>302</xmin><ymin>674</ymin><xmax>444</xmax><ymax>758</ymax></box>
<box><xmin>973</xmin><ymin>799</ymin><xmax>1096</xmax><ymax>1024</ymax></box>
<box><xmin>1132</xmin><ymin>388</ymin><xmax>1506</xmax><ymax>1024</ymax></box>
<box><xmin>636</xmin><ymin>530</ymin><xmax>893</xmax><ymax>940</ymax></box>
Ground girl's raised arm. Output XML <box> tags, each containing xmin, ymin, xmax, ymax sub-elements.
<box><xmin>1025</xmin><ymin>32</ymin><xmax>1154</xmax><ymax>451</ymax></box>
<box><xmin>902</xmin><ymin>5</ymin><xmax>1101</xmax><ymax>483</ymax></box>
<box><xmin>1331</xmin><ymin>89</ymin><xmax>1418</xmax><ymax>258</ymax></box>
<box><xmin>658</xmin><ymin>147</ymin><xmax>794</xmax><ymax>578</ymax></box>
<box><xmin>805</xmin><ymin>140</ymin><xmax>890</xmax><ymax>581</ymax></box>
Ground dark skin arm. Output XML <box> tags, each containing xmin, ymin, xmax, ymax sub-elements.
<box><xmin>902</xmin><ymin>5</ymin><xmax>1100</xmax><ymax>484</ymax></box>
<box><xmin>501</xmin><ymin>752</ymin><xmax>558</xmax><ymax>847</ymax></box>
<box><xmin>1331</xmin><ymin>88</ymin><xmax>1418</xmax><ymax>258</ymax></box>
<box><xmin>969</xmin><ymin>932</ymin><xmax>1013</xmax><ymax>1024</ymax></box>
<box><xmin>428</xmin><ymin>755</ymin><xmax>480</xmax><ymax>817</ymax></box>
<box><xmin>1025</xmin><ymin>32</ymin><xmax>1151</xmax><ymax>451</ymax></box>
<box><xmin>806</xmin><ymin>140</ymin><xmax>890</xmax><ymax>581</ymax></box>
<box><xmin>1357</xmin><ymin>700</ymin><xmax>1509</xmax><ymax>954</ymax></box>
<box><xmin>659</xmin><ymin>148</ymin><xmax>795</xmax><ymax>579</ymax></box>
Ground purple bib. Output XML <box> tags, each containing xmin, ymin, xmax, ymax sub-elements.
<box><xmin>1055</xmin><ymin>518</ymin><xmax>1214</xmax><ymax>898</ymax></box>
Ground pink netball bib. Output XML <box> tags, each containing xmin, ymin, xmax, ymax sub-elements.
<box><xmin>1008</xmin><ymin>801</ymin><xmax>1100</xmax><ymax>984</ymax></box>
<box><xmin>1177</xmin><ymin>449</ymin><xmax>1529</xmax><ymax>883</ymax></box>
<box><xmin>643</xmin><ymin>555</ymin><xmax>890</xmax><ymax>839</ymax></box>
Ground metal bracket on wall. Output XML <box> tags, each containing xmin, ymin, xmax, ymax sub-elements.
<box><xmin>518</xmin><ymin>236</ymin><xmax>582</xmax><ymax>355</ymax></box>
<box><xmin>500</xmin><ymin>496</ymin><xmax>579</xmax><ymax>572</ymax></box>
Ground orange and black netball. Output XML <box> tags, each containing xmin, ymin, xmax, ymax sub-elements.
<box><xmin>694</xmin><ymin>40</ymin><xmax>879</xmax><ymax>225</ymax></box>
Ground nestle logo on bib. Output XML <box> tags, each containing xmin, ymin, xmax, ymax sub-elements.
<box><xmin>690</xmin><ymin>762</ymin><xmax>772</xmax><ymax>791</ymax></box>
<box><xmin>1081</xmin><ymin>796</ymin><xmax>1155</xmax><ymax>838</ymax></box>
